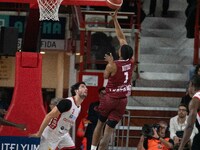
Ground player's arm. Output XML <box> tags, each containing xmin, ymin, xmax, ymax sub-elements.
<box><xmin>178</xmin><ymin>98</ymin><xmax>199</xmax><ymax>150</ymax></box>
<box><xmin>111</xmin><ymin>10</ymin><xmax>127</xmax><ymax>46</ymax></box>
<box><xmin>104</xmin><ymin>53</ymin><xmax>115</xmax><ymax>79</ymax></box>
<box><xmin>30</xmin><ymin>99</ymin><xmax>72</xmax><ymax>137</ymax></box>
<box><xmin>33</xmin><ymin>106</ymin><xmax>61</xmax><ymax>137</ymax></box>
<box><xmin>0</xmin><ymin>117</ymin><xmax>26</xmax><ymax>130</ymax></box>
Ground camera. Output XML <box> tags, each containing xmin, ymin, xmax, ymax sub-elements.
<box><xmin>176</xmin><ymin>131</ymin><xmax>184</xmax><ymax>138</ymax></box>
<box><xmin>142</xmin><ymin>124</ymin><xmax>160</xmax><ymax>137</ymax></box>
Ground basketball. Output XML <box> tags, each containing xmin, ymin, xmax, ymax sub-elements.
<box><xmin>106</xmin><ymin>0</ymin><xmax>123</xmax><ymax>10</ymax></box>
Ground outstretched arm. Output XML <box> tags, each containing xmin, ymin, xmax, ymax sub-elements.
<box><xmin>111</xmin><ymin>10</ymin><xmax>127</xmax><ymax>46</ymax></box>
<box><xmin>30</xmin><ymin>106</ymin><xmax>61</xmax><ymax>137</ymax></box>
<box><xmin>0</xmin><ymin>117</ymin><xmax>26</xmax><ymax>130</ymax></box>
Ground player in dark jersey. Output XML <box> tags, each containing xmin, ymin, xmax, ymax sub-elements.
<box><xmin>91</xmin><ymin>10</ymin><xmax>134</xmax><ymax>150</ymax></box>
<box><xmin>30</xmin><ymin>82</ymin><xmax>88</xmax><ymax>150</ymax></box>
<box><xmin>178</xmin><ymin>75</ymin><xmax>200</xmax><ymax>150</ymax></box>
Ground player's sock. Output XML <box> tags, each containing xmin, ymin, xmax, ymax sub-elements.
<box><xmin>91</xmin><ymin>145</ymin><xmax>97</xmax><ymax>150</ymax></box>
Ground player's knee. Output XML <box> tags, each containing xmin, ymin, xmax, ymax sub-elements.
<box><xmin>106</xmin><ymin>120</ymin><xmax>118</xmax><ymax>128</ymax></box>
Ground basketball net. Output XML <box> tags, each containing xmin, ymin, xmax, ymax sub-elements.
<box><xmin>37</xmin><ymin>0</ymin><xmax>63</xmax><ymax>21</ymax></box>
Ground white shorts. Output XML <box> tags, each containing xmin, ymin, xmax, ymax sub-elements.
<box><xmin>39</xmin><ymin>128</ymin><xmax>75</xmax><ymax>150</ymax></box>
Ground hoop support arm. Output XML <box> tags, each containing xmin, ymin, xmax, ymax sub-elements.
<box><xmin>0</xmin><ymin>0</ymin><xmax>107</xmax><ymax>6</ymax></box>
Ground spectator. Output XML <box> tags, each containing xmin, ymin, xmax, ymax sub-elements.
<box><xmin>120</xmin><ymin>0</ymin><xmax>146</xmax><ymax>26</ymax></box>
<box><xmin>178</xmin><ymin>75</ymin><xmax>200</xmax><ymax>150</ymax></box>
<box><xmin>137</xmin><ymin>121</ymin><xmax>174</xmax><ymax>150</ymax></box>
<box><xmin>91</xmin><ymin>10</ymin><xmax>135</xmax><ymax>150</ymax></box>
<box><xmin>30</xmin><ymin>82</ymin><xmax>88</xmax><ymax>150</ymax></box>
<box><xmin>0</xmin><ymin>91</ymin><xmax>9</xmax><ymax>118</ymax></box>
<box><xmin>194</xmin><ymin>65</ymin><xmax>200</xmax><ymax>76</ymax></box>
<box><xmin>148</xmin><ymin>0</ymin><xmax>169</xmax><ymax>17</ymax></box>
<box><xmin>170</xmin><ymin>103</ymin><xmax>198</xmax><ymax>149</ymax></box>
<box><xmin>77</xmin><ymin>115</ymin><xmax>89</xmax><ymax>150</ymax></box>
<box><xmin>180</xmin><ymin>81</ymin><xmax>194</xmax><ymax>111</ymax></box>
<box><xmin>189</xmin><ymin>64</ymin><xmax>200</xmax><ymax>80</ymax></box>
<box><xmin>185</xmin><ymin>0</ymin><xmax>197</xmax><ymax>38</ymax></box>
<box><xmin>85</xmin><ymin>87</ymin><xmax>105</xmax><ymax>150</ymax></box>
<box><xmin>49</xmin><ymin>97</ymin><xmax>62</xmax><ymax>110</ymax></box>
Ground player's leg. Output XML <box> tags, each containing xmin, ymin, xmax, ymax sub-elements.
<box><xmin>91</xmin><ymin>94</ymin><xmax>110</xmax><ymax>150</ymax></box>
<box><xmin>39</xmin><ymin>136</ymin><xmax>58</xmax><ymax>150</ymax></box>
<box><xmin>98</xmin><ymin>97</ymin><xmax>127</xmax><ymax>150</ymax></box>
<box><xmin>98</xmin><ymin>120</ymin><xmax>118</xmax><ymax>150</ymax></box>
<box><xmin>39</xmin><ymin>128</ymin><xmax>60</xmax><ymax>150</ymax></box>
<box><xmin>58</xmin><ymin>133</ymin><xmax>76</xmax><ymax>150</ymax></box>
<box><xmin>91</xmin><ymin>118</ymin><xmax>106</xmax><ymax>150</ymax></box>
<box><xmin>162</xmin><ymin>0</ymin><xmax>169</xmax><ymax>16</ymax></box>
<box><xmin>148</xmin><ymin>0</ymin><xmax>157</xmax><ymax>16</ymax></box>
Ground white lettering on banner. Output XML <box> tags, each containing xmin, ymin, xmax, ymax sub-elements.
<box><xmin>1</xmin><ymin>143</ymin><xmax>39</xmax><ymax>150</ymax></box>
<box><xmin>41</xmin><ymin>41</ymin><xmax>56</xmax><ymax>48</ymax></box>
<box><xmin>17</xmin><ymin>38</ymin><xmax>65</xmax><ymax>50</ymax></box>
<box><xmin>41</xmin><ymin>39</ymin><xmax>65</xmax><ymax>50</ymax></box>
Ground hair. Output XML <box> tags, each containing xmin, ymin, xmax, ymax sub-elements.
<box><xmin>158</xmin><ymin>120</ymin><xmax>168</xmax><ymax>126</ymax></box>
<box><xmin>178</xmin><ymin>103</ymin><xmax>188</xmax><ymax>112</ymax></box>
<box><xmin>120</xmin><ymin>44</ymin><xmax>133</xmax><ymax>60</ymax></box>
<box><xmin>194</xmin><ymin>64</ymin><xmax>200</xmax><ymax>75</ymax></box>
<box><xmin>98</xmin><ymin>87</ymin><xmax>105</xmax><ymax>94</ymax></box>
<box><xmin>70</xmin><ymin>82</ymin><xmax>86</xmax><ymax>96</ymax></box>
<box><xmin>190</xmin><ymin>75</ymin><xmax>200</xmax><ymax>91</ymax></box>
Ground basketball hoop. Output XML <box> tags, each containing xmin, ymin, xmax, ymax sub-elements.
<box><xmin>37</xmin><ymin>0</ymin><xmax>63</xmax><ymax>21</ymax></box>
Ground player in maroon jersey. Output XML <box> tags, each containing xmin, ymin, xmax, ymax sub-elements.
<box><xmin>91</xmin><ymin>10</ymin><xmax>135</xmax><ymax>150</ymax></box>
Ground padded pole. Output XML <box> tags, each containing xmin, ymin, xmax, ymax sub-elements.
<box><xmin>0</xmin><ymin>52</ymin><xmax>46</xmax><ymax>136</ymax></box>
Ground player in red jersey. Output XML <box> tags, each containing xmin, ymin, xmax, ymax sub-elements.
<box><xmin>91</xmin><ymin>10</ymin><xmax>135</xmax><ymax>150</ymax></box>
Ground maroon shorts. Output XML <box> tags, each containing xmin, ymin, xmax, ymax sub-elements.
<box><xmin>96</xmin><ymin>94</ymin><xmax>127</xmax><ymax>122</ymax></box>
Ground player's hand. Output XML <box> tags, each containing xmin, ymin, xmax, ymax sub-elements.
<box><xmin>17</xmin><ymin>124</ymin><xmax>27</xmax><ymax>131</ymax></box>
<box><xmin>104</xmin><ymin>53</ymin><xmax>113</xmax><ymax>63</ymax></box>
<box><xmin>110</xmin><ymin>9</ymin><xmax>118</xmax><ymax>19</ymax></box>
<box><xmin>29</xmin><ymin>132</ymin><xmax>41</xmax><ymax>138</ymax></box>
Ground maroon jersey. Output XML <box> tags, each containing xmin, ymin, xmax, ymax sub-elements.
<box><xmin>106</xmin><ymin>59</ymin><xmax>134</xmax><ymax>98</ymax></box>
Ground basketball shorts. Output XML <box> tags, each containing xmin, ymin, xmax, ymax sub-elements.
<box><xmin>39</xmin><ymin>127</ymin><xmax>75</xmax><ymax>150</ymax></box>
<box><xmin>97</xmin><ymin>94</ymin><xmax>127</xmax><ymax>122</ymax></box>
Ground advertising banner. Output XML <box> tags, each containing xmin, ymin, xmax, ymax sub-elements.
<box><xmin>0</xmin><ymin>136</ymin><xmax>40</xmax><ymax>150</ymax></box>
